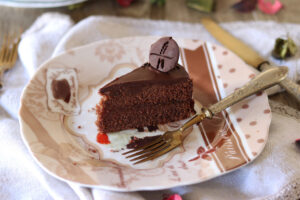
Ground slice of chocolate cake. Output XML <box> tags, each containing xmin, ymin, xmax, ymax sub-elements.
<box><xmin>96</xmin><ymin>37</ymin><xmax>195</xmax><ymax>133</ymax></box>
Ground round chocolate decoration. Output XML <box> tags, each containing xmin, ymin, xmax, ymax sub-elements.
<box><xmin>149</xmin><ymin>37</ymin><xmax>179</xmax><ymax>72</ymax></box>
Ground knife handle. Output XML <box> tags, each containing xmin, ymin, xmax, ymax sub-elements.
<box><xmin>208</xmin><ymin>67</ymin><xmax>288</xmax><ymax>115</ymax></box>
<box><xmin>259</xmin><ymin>62</ymin><xmax>300</xmax><ymax>103</ymax></box>
<box><xmin>180</xmin><ymin>67</ymin><xmax>288</xmax><ymax>139</ymax></box>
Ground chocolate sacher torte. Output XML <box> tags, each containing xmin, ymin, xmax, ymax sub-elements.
<box><xmin>96</xmin><ymin>37</ymin><xmax>195</xmax><ymax>133</ymax></box>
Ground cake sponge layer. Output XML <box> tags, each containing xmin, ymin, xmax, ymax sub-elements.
<box><xmin>96</xmin><ymin>100</ymin><xmax>195</xmax><ymax>133</ymax></box>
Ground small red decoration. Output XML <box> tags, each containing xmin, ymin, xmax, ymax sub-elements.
<box><xmin>232</xmin><ymin>0</ymin><xmax>257</xmax><ymax>12</ymax></box>
<box><xmin>201</xmin><ymin>153</ymin><xmax>212</xmax><ymax>161</ymax></box>
<box><xmin>163</xmin><ymin>194</ymin><xmax>183</xmax><ymax>200</ymax></box>
<box><xmin>97</xmin><ymin>133</ymin><xmax>110</xmax><ymax>144</ymax></box>
<box><xmin>258</xmin><ymin>0</ymin><xmax>283</xmax><ymax>15</ymax></box>
<box><xmin>232</xmin><ymin>0</ymin><xmax>283</xmax><ymax>15</ymax></box>
<box><xmin>205</xmin><ymin>148</ymin><xmax>216</xmax><ymax>154</ymax></box>
<box><xmin>189</xmin><ymin>146</ymin><xmax>215</xmax><ymax>162</ymax></box>
<box><xmin>197</xmin><ymin>146</ymin><xmax>205</xmax><ymax>154</ymax></box>
<box><xmin>117</xmin><ymin>0</ymin><xmax>134</xmax><ymax>7</ymax></box>
<box><xmin>188</xmin><ymin>155</ymin><xmax>200</xmax><ymax>162</ymax></box>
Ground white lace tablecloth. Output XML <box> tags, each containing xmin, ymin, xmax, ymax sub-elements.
<box><xmin>0</xmin><ymin>13</ymin><xmax>300</xmax><ymax>200</ymax></box>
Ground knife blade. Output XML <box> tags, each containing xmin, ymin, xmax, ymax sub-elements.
<box><xmin>201</xmin><ymin>18</ymin><xmax>300</xmax><ymax>103</ymax></box>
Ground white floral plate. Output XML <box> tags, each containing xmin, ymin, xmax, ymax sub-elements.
<box><xmin>19</xmin><ymin>36</ymin><xmax>271</xmax><ymax>191</ymax></box>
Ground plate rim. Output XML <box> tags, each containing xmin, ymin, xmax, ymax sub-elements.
<box><xmin>19</xmin><ymin>36</ymin><xmax>271</xmax><ymax>191</ymax></box>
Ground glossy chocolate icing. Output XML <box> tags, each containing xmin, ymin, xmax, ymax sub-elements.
<box><xmin>100</xmin><ymin>63</ymin><xmax>188</xmax><ymax>94</ymax></box>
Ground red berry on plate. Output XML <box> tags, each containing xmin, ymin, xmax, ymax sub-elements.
<box><xmin>97</xmin><ymin>132</ymin><xmax>110</xmax><ymax>144</ymax></box>
<box><xmin>163</xmin><ymin>194</ymin><xmax>182</xmax><ymax>200</ymax></box>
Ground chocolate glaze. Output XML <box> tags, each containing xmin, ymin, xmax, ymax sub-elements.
<box><xmin>147</xmin><ymin>125</ymin><xmax>158</xmax><ymax>132</ymax></box>
<box><xmin>136</xmin><ymin>126</ymin><xmax>158</xmax><ymax>132</ymax></box>
<box><xmin>137</xmin><ymin>127</ymin><xmax>144</xmax><ymax>132</ymax></box>
<box><xmin>126</xmin><ymin>135</ymin><xmax>161</xmax><ymax>149</ymax></box>
<box><xmin>51</xmin><ymin>79</ymin><xmax>71</xmax><ymax>103</ymax></box>
<box><xmin>100</xmin><ymin>63</ymin><xmax>188</xmax><ymax>94</ymax></box>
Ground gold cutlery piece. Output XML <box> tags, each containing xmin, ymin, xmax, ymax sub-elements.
<box><xmin>201</xmin><ymin>18</ymin><xmax>300</xmax><ymax>103</ymax></box>
<box><xmin>123</xmin><ymin>67</ymin><xmax>288</xmax><ymax>164</ymax></box>
<box><xmin>0</xmin><ymin>30</ymin><xmax>21</xmax><ymax>89</ymax></box>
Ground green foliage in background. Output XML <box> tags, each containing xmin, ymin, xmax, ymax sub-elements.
<box><xmin>187</xmin><ymin>0</ymin><xmax>214</xmax><ymax>13</ymax></box>
<box><xmin>68</xmin><ymin>2</ymin><xmax>85</xmax><ymax>10</ymax></box>
<box><xmin>151</xmin><ymin>0</ymin><xmax>165</xmax><ymax>6</ymax></box>
<box><xmin>272</xmin><ymin>37</ymin><xmax>298</xmax><ymax>60</ymax></box>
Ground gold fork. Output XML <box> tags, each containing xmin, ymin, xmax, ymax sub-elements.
<box><xmin>123</xmin><ymin>66</ymin><xmax>289</xmax><ymax>164</ymax></box>
<box><xmin>0</xmin><ymin>30</ymin><xmax>21</xmax><ymax>89</ymax></box>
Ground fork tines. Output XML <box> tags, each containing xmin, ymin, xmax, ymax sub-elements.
<box><xmin>122</xmin><ymin>136</ymin><xmax>175</xmax><ymax>165</ymax></box>
<box><xmin>0</xmin><ymin>28</ymin><xmax>22</xmax><ymax>88</ymax></box>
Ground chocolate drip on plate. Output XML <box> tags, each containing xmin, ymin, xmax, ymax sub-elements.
<box><xmin>51</xmin><ymin>79</ymin><xmax>71</xmax><ymax>103</ymax></box>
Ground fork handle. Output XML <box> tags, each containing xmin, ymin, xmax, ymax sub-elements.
<box><xmin>208</xmin><ymin>66</ymin><xmax>288</xmax><ymax>115</ymax></box>
<box><xmin>179</xmin><ymin>112</ymin><xmax>207</xmax><ymax>134</ymax></box>
<box><xmin>179</xmin><ymin>67</ymin><xmax>288</xmax><ymax>138</ymax></box>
